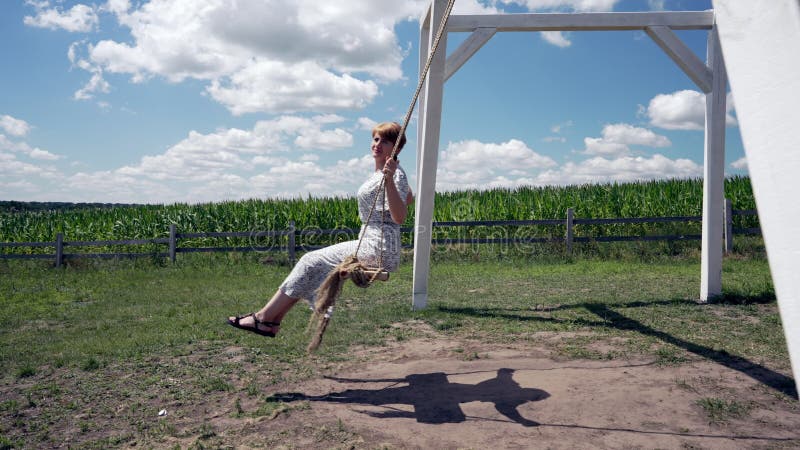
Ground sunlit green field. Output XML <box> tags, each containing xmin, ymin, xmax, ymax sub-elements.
<box><xmin>0</xmin><ymin>250</ymin><xmax>788</xmax><ymax>448</ymax></box>
<box><xmin>1</xmin><ymin>176</ymin><xmax>759</xmax><ymax>258</ymax></box>
<box><xmin>0</xmin><ymin>177</ymin><xmax>758</xmax><ymax>239</ymax></box>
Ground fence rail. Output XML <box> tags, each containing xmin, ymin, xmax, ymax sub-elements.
<box><xmin>0</xmin><ymin>199</ymin><xmax>760</xmax><ymax>267</ymax></box>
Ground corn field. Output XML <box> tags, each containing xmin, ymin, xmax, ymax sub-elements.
<box><xmin>0</xmin><ymin>176</ymin><xmax>758</xmax><ymax>255</ymax></box>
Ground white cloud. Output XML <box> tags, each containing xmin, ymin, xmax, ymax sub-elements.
<box><xmin>28</xmin><ymin>148</ymin><xmax>61</xmax><ymax>161</ymax></box>
<box><xmin>550</xmin><ymin>120</ymin><xmax>573</xmax><ymax>134</ymax></box>
<box><xmin>102</xmin><ymin>0</ymin><xmax>131</xmax><ymax>16</ymax></box>
<box><xmin>294</xmin><ymin>128</ymin><xmax>353</xmax><ymax>150</ymax></box>
<box><xmin>67</xmin><ymin>0</ymin><xmax>429</xmax><ymax>114</ymax></box>
<box><xmin>357</xmin><ymin>117</ymin><xmax>379</xmax><ymax>131</ymax></box>
<box><xmin>0</xmin><ymin>134</ymin><xmax>62</xmax><ymax>160</ymax></box>
<box><xmin>252</xmin><ymin>155</ymin><xmax>289</xmax><ymax>166</ymax></box>
<box><xmin>69</xmin><ymin>40</ymin><xmax>112</xmax><ymax>101</ymax></box>
<box><xmin>583</xmin><ymin>137</ymin><xmax>630</xmax><ymax>156</ymax></box>
<box><xmin>66</xmin><ymin>167</ymin><xmax>258</xmax><ymax>204</ymax></box>
<box><xmin>535</xmin><ymin>154</ymin><xmax>702</xmax><ymax>186</ymax></box>
<box><xmin>583</xmin><ymin>123</ymin><xmax>670</xmax><ymax>157</ymax></box>
<box><xmin>731</xmin><ymin>157</ymin><xmax>748</xmax><ymax>170</ymax></box>
<box><xmin>74</xmin><ymin>71</ymin><xmax>111</xmax><ymax>101</ymax></box>
<box><xmin>0</xmin><ymin>179</ymin><xmax>39</xmax><ymax>194</ymax></box>
<box><xmin>0</xmin><ymin>151</ymin><xmax>61</xmax><ymax>180</ymax></box>
<box><xmin>67</xmin><ymin>170</ymin><xmax>168</xmax><ymax>202</ymax></box>
<box><xmin>541</xmin><ymin>31</ymin><xmax>572</xmax><ymax>48</ymax></box>
<box><xmin>7</xmin><ymin>127</ymin><xmax>709</xmax><ymax>203</ymax></box>
<box><xmin>543</xmin><ymin>120</ymin><xmax>572</xmax><ymax>142</ymax></box>
<box><xmin>205</xmin><ymin>60</ymin><xmax>379</xmax><ymax>115</ymax></box>
<box><xmin>442</xmin><ymin>139</ymin><xmax>557</xmax><ymax>171</ymax></box>
<box><xmin>68</xmin><ymin>40</ymin><xmax>92</xmax><ymax>70</ymax></box>
<box><xmin>60</xmin><ymin>115</ymin><xmax>363</xmax><ymax>202</ymax></box>
<box><xmin>602</xmin><ymin>123</ymin><xmax>671</xmax><ymax>147</ymax></box>
<box><xmin>248</xmin><ymin>155</ymin><xmax>373</xmax><ymax>199</ymax></box>
<box><xmin>644</xmin><ymin>90</ymin><xmax>703</xmax><ymax>130</ymax></box>
<box><xmin>49</xmin><ymin>0</ymin><xmax>627</xmax><ymax>113</ymax></box>
<box><xmin>436</xmin><ymin>139</ymin><xmax>557</xmax><ymax>191</ymax></box>
<box><xmin>0</xmin><ymin>115</ymin><xmax>31</xmax><ymax>137</ymax></box>
<box><xmin>500</xmin><ymin>0</ymin><xmax>619</xmax><ymax>12</ymax></box>
<box><xmin>643</xmin><ymin>90</ymin><xmax>738</xmax><ymax>130</ymax></box>
<box><xmin>498</xmin><ymin>1</ymin><xmax>620</xmax><ymax>47</ymax></box>
<box><xmin>24</xmin><ymin>1</ymin><xmax>98</xmax><ymax>33</ymax></box>
<box><xmin>452</xmin><ymin>0</ymin><xmax>502</xmax><ymax>14</ymax></box>
<box><xmin>261</xmin><ymin>115</ymin><xmax>354</xmax><ymax>151</ymax></box>
<box><xmin>1</xmin><ymin>134</ymin><xmax>27</xmax><ymax>152</ymax></box>
<box><xmin>115</xmin><ymin>127</ymin><xmax>270</xmax><ymax>182</ymax></box>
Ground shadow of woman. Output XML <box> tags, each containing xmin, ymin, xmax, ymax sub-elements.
<box><xmin>273</xmin><ymin>368</ymin><xmax>549</xmax><ymax>426</ymax></box>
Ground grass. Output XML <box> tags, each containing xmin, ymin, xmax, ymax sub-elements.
<box><xmin>0</xmin><ymin>250</ymin><xmax>786</xmax><ymax>374</ymax></box>
<box><xmin>695</xmin><ymin>397</ymin><xmax>754</xmax><ymax>423</ymax></box>
<box><xmin>0</xmin><ymin>248</ymin><xmax>791</xmax><ymax>447</ymax></box>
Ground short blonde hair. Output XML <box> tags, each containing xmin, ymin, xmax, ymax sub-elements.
<box><xmin>372</xmin><ymin>122</ymin><xmax>407</xmax><ymax>154</ymax></box>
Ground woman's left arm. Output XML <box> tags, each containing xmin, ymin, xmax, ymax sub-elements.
<box><xmin>383</xmin><ymin>160</ymin><xmax>408</xmax><ymax>224</ymax></box>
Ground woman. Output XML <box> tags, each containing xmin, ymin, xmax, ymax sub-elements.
<box><xmin>227</xmin><ymin>122</ymin><xmax>412</xmax><ymax>337</ymax></box>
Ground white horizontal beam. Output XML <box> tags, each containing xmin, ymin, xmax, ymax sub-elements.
<box><xmin>447</xmin><ymin>11</ymin><xmax>714</xmax><ymax>33</ymax></box>
<box><xmin>646</xmin><ymin>25</ymin><xmax>713</xmax><ymax>93</ymax></box>
<box><xmin>445</xmin><ymin>27</ymin><xmax>496</xmax><ymax>82</ymax></box>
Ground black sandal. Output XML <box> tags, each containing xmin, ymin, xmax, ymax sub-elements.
<box><xmin>227</xmin><ymin>313</ymin><xmax>280</xmax><ymax>338</ymax></box>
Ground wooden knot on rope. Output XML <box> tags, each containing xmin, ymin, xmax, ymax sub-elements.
<box><xmin>307</xmin><ymin>254</ymin><xmax>387</xmax><ymax>353</ymax></box>
<box><xmin>314</xmin><ymin>255</ymin><xmax>387</xmax><ymax>315</ymax></box>
<box><xmin>343</xmin><ymin>260</ymin><xmax>376</xmax><ymax>288</ymax></box>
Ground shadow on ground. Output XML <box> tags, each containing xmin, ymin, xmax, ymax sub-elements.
<box><xmin>274</xmin><ymin>368</ymin><xmax>548</xmax><ymax>426</ymax></box>
<box><xmin>271</xmin><ymin>364</ymin><xmax>798</xmax><ymax>444</ymax></box>
<box><xmin>435</xmin><ymin>295</ymin><xmax>797</xmax><ymax>399</ymax></box>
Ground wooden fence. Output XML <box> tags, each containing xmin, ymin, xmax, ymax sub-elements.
<box><xmin>0</xmin><ymin>199</ymin><xmax>759</xmax><ymax>267</ymax></box>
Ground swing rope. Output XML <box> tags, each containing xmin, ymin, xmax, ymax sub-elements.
<box><xmin>308</xmin><ymin>0</ymin><xmax>457</xmax><ymax>353</ymax></box>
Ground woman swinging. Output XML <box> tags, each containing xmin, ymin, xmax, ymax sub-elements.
<box><xmin>227</xmin><ymin>122</ymin><xmax>411</xmax><ymax>338</ymax></box>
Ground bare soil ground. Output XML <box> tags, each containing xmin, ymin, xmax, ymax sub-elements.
<box><xmin>166</xmin><ymin>329</ymin><xmax>799</xmax><ymax>449</ymax></box>
<box><xmin>5</xmin><ymin>324</ymin><xmax>799</xmax><ymax>449</ymax></box>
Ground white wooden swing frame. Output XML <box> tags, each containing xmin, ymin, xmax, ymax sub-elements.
<box><xmin>412</xmin><ymin>0</ymin><xmax>800</xmax><ymax>394</ymax></box>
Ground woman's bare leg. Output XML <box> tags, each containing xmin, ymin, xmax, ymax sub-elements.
<box><xmin>229</xmin><ymin>289</ymin><xmax>300</xmax><ymax>335</ymax></box>
<box><xmin>257</xmin><ymin>289</ymin><xmax>300</xmax><ymax>324</ymax></box>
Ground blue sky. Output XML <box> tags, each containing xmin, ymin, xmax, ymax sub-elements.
<box><xmin>0</xmin><ymin>0</ymin><xmax>745</xmax><ymax>204</ymax></box>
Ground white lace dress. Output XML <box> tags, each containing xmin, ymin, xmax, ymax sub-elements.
<box><xmin>279</xmin><ymin>166</ymin><xmax>410</xmax><ymax>305</ymax></box>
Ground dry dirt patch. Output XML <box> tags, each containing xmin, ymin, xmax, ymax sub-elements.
<box><xmin>210</xmin><ymin>335</ymin><xmax>800</xmax><ymax>450</ymax></box>
<box><xmin>6</xmin><ymin>333</ymin><xmax>798</xmax><ymax>449</ymax></box>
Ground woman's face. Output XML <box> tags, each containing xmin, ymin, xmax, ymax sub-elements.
<box><xmin>371</xmin><ymin>133</ymin><xmax>395</xmax><ymax>160</ymax></box>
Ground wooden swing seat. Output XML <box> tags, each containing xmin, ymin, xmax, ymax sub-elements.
<box><xmin>341</xmin><ymin>268</ymin><xmax>389</xmax><ymax>282</ymax></box>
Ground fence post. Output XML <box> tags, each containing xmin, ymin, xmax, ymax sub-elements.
<box><xmin>724</xmin><ymin>198</ymin><xmax>733</xmax><ymax>254</ymax></box>
<box><xmin>55</xmin><ymin>233</ymin><xmax>63</xmax><ymax>268</ymax></box>
<box><xmin>565</xmin><ymin>207</ymin><xmax>574</xmax><ymax>255</ymax></box>
<box><xmin>169</xmin><ymin>224</ymin><xmax>177</xmax><ymax>263</ymax></box>
<box><xmin>288</xmin><ymin>221</ymin><xmax>296</xmax><ymax>266</ymax></box>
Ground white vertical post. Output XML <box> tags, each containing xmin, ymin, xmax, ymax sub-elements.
<box><xmin>713</xmin><ymin>0</ymin><xmax>800</xmax><ymax>395</ymax></box>
<box><xmin>417</xmin><ymin>5</ymin><xmax>431</xmax><ymax>186</ymax></box>
<box><xmin>700</xmin><ymin>26</ymin><xmax>727</xmax><ymax>302</ymax></box>
<box><xmin>412</xmin><ymin>0</ymin><xmax>448</xmax><ymax>310</ymax></box>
